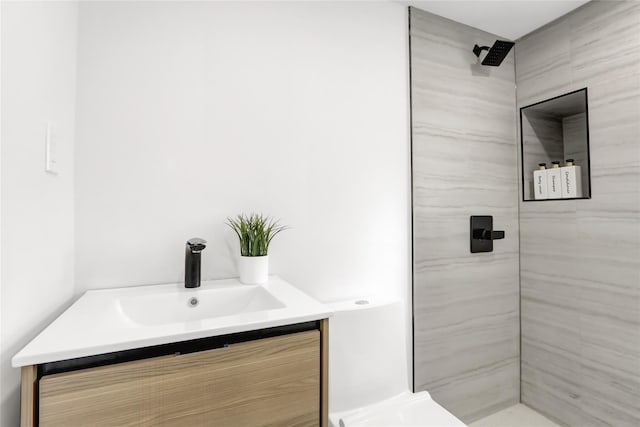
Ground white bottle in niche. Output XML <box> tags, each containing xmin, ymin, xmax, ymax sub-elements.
<box><xmin>547</xmin><ymin>161</ymin><xmax>562</xmax><ymax>199</ymax></box>
<box><xmin>533</xmin><ymin>163</ymin><xmax>548</xmax><ymax>200</ymax></box>
<box><xmin>561</xmin><ymin>158</ymin><xmax>582</xmax><ymax>198</ymax></box>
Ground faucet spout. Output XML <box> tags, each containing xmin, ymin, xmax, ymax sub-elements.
<box><xmin>185</xmin><ymin>238</ymin><xmax>207</xmax><ymax>288</ymax></box>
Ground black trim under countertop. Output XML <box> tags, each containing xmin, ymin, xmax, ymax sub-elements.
<box><xmin>38</xmin><ymin>320</ymin><xmax>319</xmax><ymax>379</ymax></box>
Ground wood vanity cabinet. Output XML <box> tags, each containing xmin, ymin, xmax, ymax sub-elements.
<box><xmin>21</xmin><ymin>321</ymin><xmax>328</xmax><ymax>427</ymax></box>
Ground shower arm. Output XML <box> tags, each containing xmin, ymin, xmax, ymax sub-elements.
<box><xmin>472</xmin><ymin>44</ymin><xmax>490</xmax><ymax>57</ymax></box>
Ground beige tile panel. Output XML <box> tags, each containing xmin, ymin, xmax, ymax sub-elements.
<box><xmin>470</xmin><ymin>404</ymin><xmax>564</xmax><ymax>427</ymax></box>
<box><xmin>515</xmin><ymin>16</ymin><xmax>572</xmax><ymax>106</ymax></box>
<box><xmin>518</xmin><ymin>2</ymin><xmax>640</xmax><ymax>426</ymax></box>
<box><xmin>569</xmin><ymin>1</ymin><xmax>640</xmax><ymax>87</ymax></box>
<box><xmin>410</xmin><ymin>6</ymin><xmax>519</xmax><ymax>423</ymax></box>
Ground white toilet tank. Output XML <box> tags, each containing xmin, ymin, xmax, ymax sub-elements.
<box><xmin>328</xmin><ymin>297</ymin><xmax>410</xmax><ymax>414</ymax></box>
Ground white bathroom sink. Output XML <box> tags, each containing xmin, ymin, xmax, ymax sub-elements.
<box><xmin>118</xmin><ymin>284</ymin><xmax>286</xmax><ymax>325</ymax></box>
<box><xmin>12</xmin><ymin>276</ymin><xmax>331</xmax><ymax>367</ymax></box>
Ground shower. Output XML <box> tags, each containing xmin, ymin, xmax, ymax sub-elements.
<box><xmin>472</xmin><ymin>40</ymin><xmax>515</xmax><ymax>66</ymax></box>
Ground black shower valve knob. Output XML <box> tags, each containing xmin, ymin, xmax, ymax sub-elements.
<box><xmin>473</xmin><ymin>229</ymin><xmax>505</xmax><ymax>240</ymax></box>
<box><xmin>470</xmin><ymin>215</ymin><xmax>505</xmax><ymax>253</ymax></box>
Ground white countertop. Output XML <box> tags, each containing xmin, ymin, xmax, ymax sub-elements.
<box><xmin>12</xmin><ymin>276</ymin><xmax>332</xmax><ymax>367</ymax></box>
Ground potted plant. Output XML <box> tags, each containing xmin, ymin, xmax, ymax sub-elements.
<box><xmin>226</xmin><ymin>213</ymin><xmax>287</xmax><ymax>284</ymax></box>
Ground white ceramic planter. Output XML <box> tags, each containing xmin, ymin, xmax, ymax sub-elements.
<box><xmin>238</xmin><ymin>255</ymin><xmax>269</xmax><ymax>284</ymax></box>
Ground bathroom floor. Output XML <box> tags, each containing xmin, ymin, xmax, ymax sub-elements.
<box><xmin>469</xmin><ymin>404</ymin><xmax>561</xmax><ymax>427</ymax></box>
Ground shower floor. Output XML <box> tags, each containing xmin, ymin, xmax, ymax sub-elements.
<box><xmin>469</xmin><ymin>404</ymin><xmax>561</xmax><ymax>427</ymax></box>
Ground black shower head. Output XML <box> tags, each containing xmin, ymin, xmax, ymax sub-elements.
<box><xmin>472</xmin><ymin>40</ymin><xmax>515</xmax><ymax>66</ymax></box>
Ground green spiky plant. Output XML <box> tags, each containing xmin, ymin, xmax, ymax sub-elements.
<box><xmin>226</xmin><ymin>213</ymin><xmax>287</xmax><ymax>257</ymax></box>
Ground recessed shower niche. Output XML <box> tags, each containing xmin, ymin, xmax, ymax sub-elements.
<box><xmin>520</xmin><ymin>88</ymin><xmax>591</xmax><ymax>201</ymax></box>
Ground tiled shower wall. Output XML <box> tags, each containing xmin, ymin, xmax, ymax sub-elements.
<box><xmin>517</xmin><ymin>1</ymin><xmax>640</xmax><ymax>426</ymax></box>
<box><xmin>410</xmin><ymin>8</ymin><xmax>520</xmax><ymax>423</ymax></box>
<box><xmin>521</xmin><ymin>111</ymin><xmax>564</xmax><ymax>199</ymax></box>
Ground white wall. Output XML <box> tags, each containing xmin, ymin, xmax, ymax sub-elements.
<box><xmin>0</xmin><ymin>2</ymin><xmax>410</xmax><ymax>422</ymax></box>
<box><xmin>1</xmin><ymin>4</ymin><xmax>3</xmax><ymax>422</ymax></box>
<box><xmin>75</xmin><ymin>1</ymin><xmax>410</xmax><ymax>302</ymax></box>
<box><xmin>1</xmin><ymin>4</ymin><xmax>4</xmax><ymax>422</ymax></box>
<box><xmin>0</xmin><ymin>1</ymin><xmax>78</xmax><ymax>425</ymax></box>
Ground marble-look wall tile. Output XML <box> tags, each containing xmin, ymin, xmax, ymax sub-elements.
<box><xmin>562</xmin><ymin>113</ymin><xmax>589</xmax><ymax>189</ymax></box>
<box><xmin>517</xmin><ymin>2</ymin><xmax>640</xmax><ymax>426</ymax></box>
<box><xmin>410</xmin><ymin>7</ymin><xmax>519</xmax><ymax>423</ymax></box>
<box><xmin>515</xmin><ymin>16</ymin><xmax>572</xmax><ymax>106</ymax></box>
<box><xmin>570</xmin><ymin>1</ymin><xmax>640</xmax><ymax>87</ymax></box>
<box><xmin>521</xmin><ymin>111</ymin><xmax>564</xmax><ymax>199</ymax></box>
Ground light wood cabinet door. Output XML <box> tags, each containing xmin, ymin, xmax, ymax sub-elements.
<box><xmin>39</xmin><ymin>330</ymin><xmax>320</xmax><ymax>426</ymax></box>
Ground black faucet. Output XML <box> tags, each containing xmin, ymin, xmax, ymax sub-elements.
<box><xmin>185</xmin><ymin>238</ymin><xmax>207</xmax><ymax>288</ymax></box>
